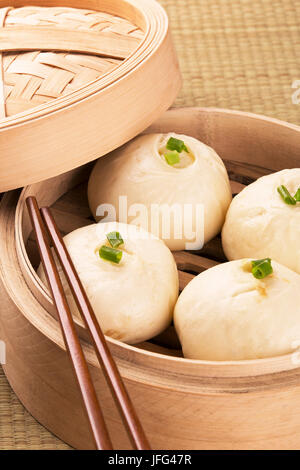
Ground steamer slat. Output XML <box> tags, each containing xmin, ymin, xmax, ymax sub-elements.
<box><xmin>0</xmin><ymin>26</ymin><xmax>140</xmax><ymax>58</ymax></box>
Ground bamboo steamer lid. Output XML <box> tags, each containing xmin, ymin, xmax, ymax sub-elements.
<box><xmin>0</xmin><ymin>1</ymin><xmax>181</xmax><ymax>192</ymax></box>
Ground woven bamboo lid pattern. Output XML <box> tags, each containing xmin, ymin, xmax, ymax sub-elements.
<box><xmin>0</xmin><ymin>6</ymin><xmax>143</xmax><ymax>117</ymax></box>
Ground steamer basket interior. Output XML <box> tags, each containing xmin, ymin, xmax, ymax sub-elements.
<box><xmin>15</xmin><ymin>107</ymin><xmax>300</xmax><ymax>377</ymax></box>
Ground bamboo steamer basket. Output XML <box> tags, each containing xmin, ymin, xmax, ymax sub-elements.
<box><xmin>0</xmin><ymin>0</ymin><xmax>181</xmax><ymax>192</ymax></box>
<box><xmin>1</xmin><ymin>107</ymin><xmax>300</xmax><ymax>449</ymax></box>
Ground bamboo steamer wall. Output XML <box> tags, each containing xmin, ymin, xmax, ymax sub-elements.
<box><xmin>0</xmin><ymin>0</ymin><xmax>181</xmax><ymax>191</ymax></box>
<box><xmin>1</xmin><ymin>108</ymin><xmax>300</xmax><ymax>449</ymax></box>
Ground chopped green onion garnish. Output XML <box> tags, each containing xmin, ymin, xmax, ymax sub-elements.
<box><xmin>166</xmin><ymin>137</ymin><xmax>188</xmax><ymax>153</ymax></box>
<box><xmin>106</xmin><ymin>231</ymin><xmax>124</xmax><ymax>249</ymax></box>
<box><xmin>164</xmin><ymin>150</ymin><xmax>180</xmax><ymax>166</ymax></box>
<box><xmin>294</xmin><ymin>187</ymin><xmax>300</xmax><ymax>202</ymax></box>
<box><xmin>251</xmin><ymin>258</ymin><xmax>273</xmax><ymax>279</ymax></box>
<box><xmin>99</xmin><ymin>245</ymin><xmax>122</xmax><ymax>264</ymax></box>
<box><xmin>277</xmin><ymin>185</ymin><xmax>296</xmax><ymax>205</ymax></box>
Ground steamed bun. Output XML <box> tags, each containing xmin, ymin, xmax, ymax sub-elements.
<box><xmin>88</xmin><ymin>133</ymin><xmax>232</xmax><ymax>251</ymax></box>
<box><xmin>174</xmin><ymin>259</ymin><xmax>300</xmax><ymax>360</ymax></box>
<box><xmin>222</xmin><ymin>169</ymin><xmax>300</xmax><ymax>274</ymax></box>
<box><xmin>38</xmin><ymin>222</ymin><xmax>178</xmax><ymax>344</ymax></box>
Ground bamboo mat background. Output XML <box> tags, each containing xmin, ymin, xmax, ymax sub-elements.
<box><xmin>0</xmin><ymin>0</ymin><xmax>299</xmax><ymax>450</ymax></box>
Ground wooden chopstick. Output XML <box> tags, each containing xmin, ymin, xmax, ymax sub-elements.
<box><xmin>40</xmin><ymin>205</ymin><xmax>150</xmax><ymax>450</ymax></box>
<box><xmin>26</xmin><ymin>196</ymin><xmax>113</xmax><ymax>450</ymax></box>
<box><xmin>26</xmin><ymin>196</ymin><xmax>150</xmax><ymax>450</ymax></box>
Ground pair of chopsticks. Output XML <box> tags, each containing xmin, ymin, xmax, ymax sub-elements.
<box><xmin>26</xmin><ymin>196</ymin><xmax>150</xmax><ymax>450</ymax></box>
